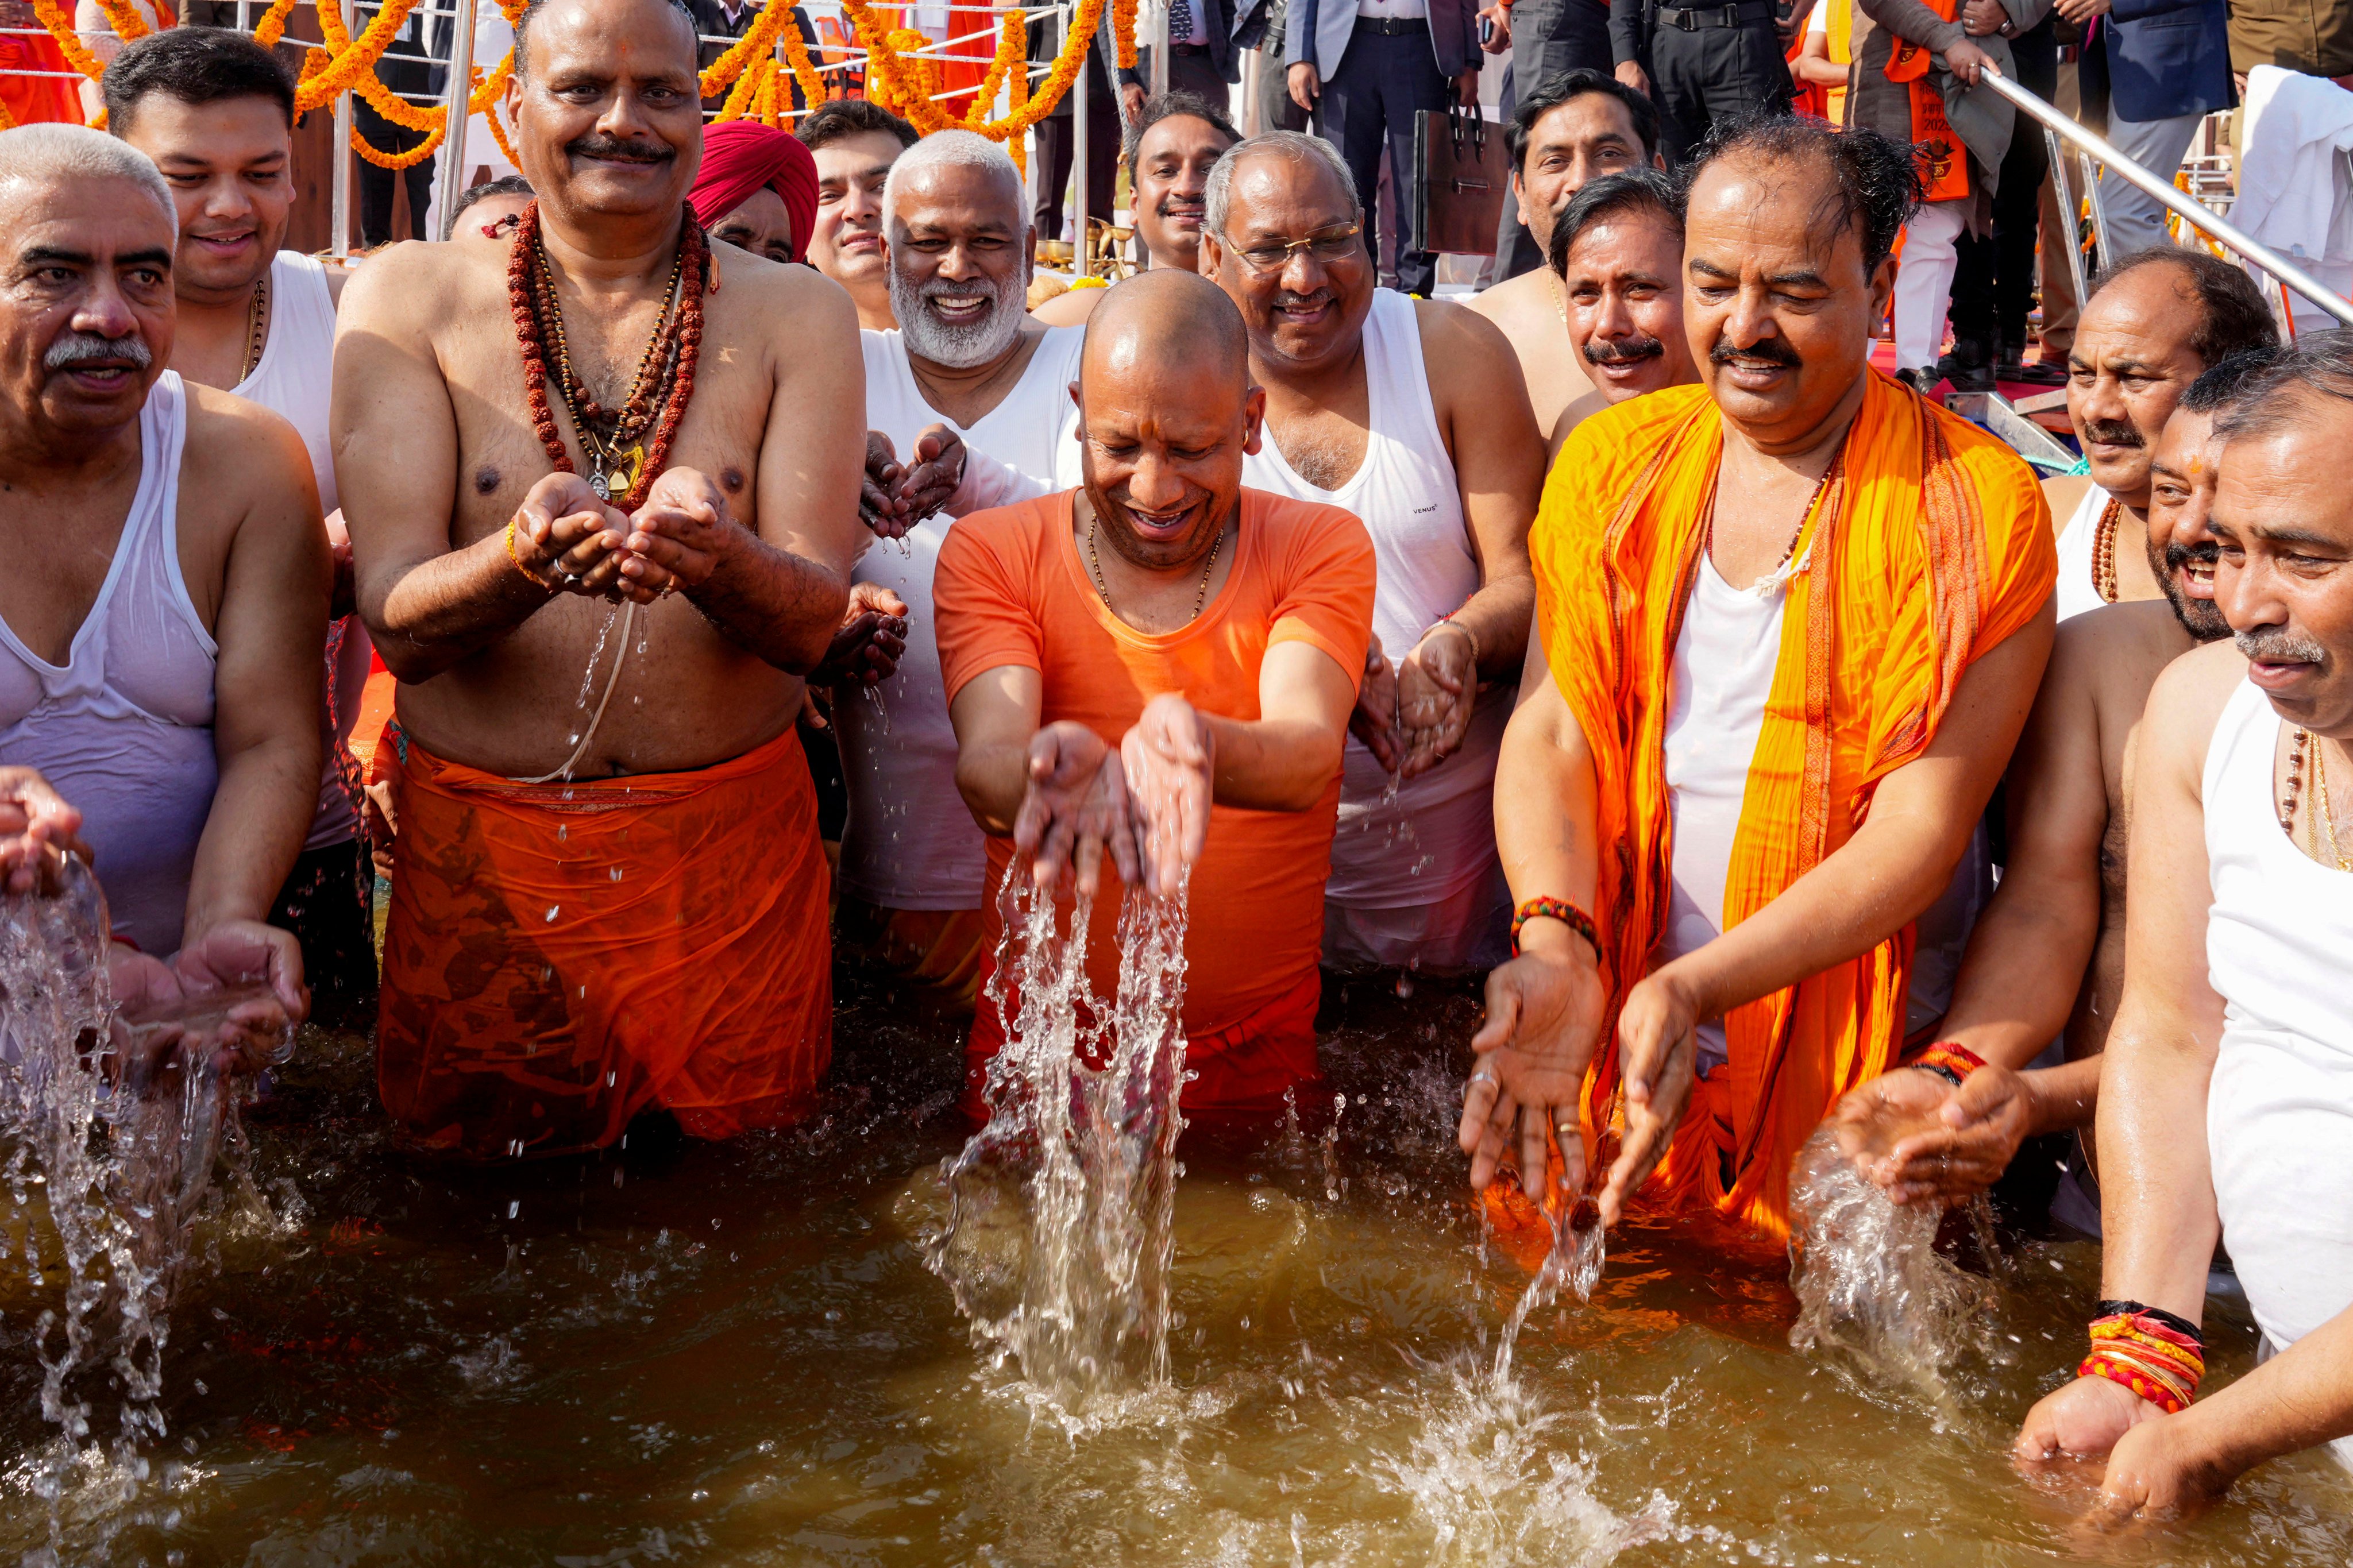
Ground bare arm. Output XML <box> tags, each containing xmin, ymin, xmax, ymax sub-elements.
<box><xmin>1202</xmin><ymin>641</ymin><xmax>1353</xmax><ymax>811</ymax></box>
<box><xmin>952</xmin><ymin>663</ymin><xmax>1048</xmax><ymax>836</ymax></box>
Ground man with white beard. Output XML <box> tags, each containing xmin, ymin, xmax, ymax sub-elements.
<box><xmin>838</xmin><ymin>133</ymin><xmax>1087</xmax><ymax>1012</ymax></box>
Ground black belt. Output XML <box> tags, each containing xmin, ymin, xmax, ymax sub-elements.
<box><xmin>1352</xmin><ymin>15</ymin><xmax>1430</xmax><ymax>34</ymax></box>
<box><xmin>1654</xmin><ymin>0</ymin><xmax>1773</xmax><ymax>28</ymax></box>
<box><xmin>1170</xmin><ymin>40</ymin><xmax>1212</xmax><ymax>52</ymax></box>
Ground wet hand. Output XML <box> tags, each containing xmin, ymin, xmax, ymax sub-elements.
<box><xmin>624</xmin><ymin>467</ymin><xmax>734</xmax><ymax>601</ymax></box>
<box><xmin>1397</xmin><ymin>623</ymin><xmax>1476</xmax><ymax>781</ymax></box>
<box><xmin>2016</xmin><ymin>1373</ymin><xmax>2169</xmax><ymax>1470</ymax></box>
<box><xmin>0</xmin><ymin>766</ymin><xmax>90</xmax><ymax>895</ymax></box>
<box><xmin>174</xmin><ymin>919</ymin><xmax>308</xmax><ymax>1037</ymax></box>
<box><xmin>1946</xmin><ymin>37</ymin><xmax>1995</xmax><ymax>84</ymax></box>
<box><xmin>891</xmin><ymin>424</ymin><xmax>967</xmax><ymax>526</ymax></box>
<box><xmin>1349</xmin><ymin>642</ymin><xmax>1406</xmax><ymax>773</ymax></box>
<box><xmin>1120</xmin><ymin>693</ymin><xmax>1214</xmax><ymax>899</ymax></box>
<box><xmin>1460</xmin><ymin>924</ymin><xmax>1607</xmax><ymax>1206</ymax></box>
<box><xmin>512</xmin><ymin>474</ymin><xmax>631</xmax><ymax>597</ymax></box>
<box><xmin>1597</xmin><ymin>967</ymin><xmax>1702</xmax><ymax>1226</ymax></box>
<box><xmin>2084</xmin><ymin>1411</ymin><xmax>2231</xmax><ymax>1531</ymax></box>
<box><xmin>1846</xmin><ymin>1062</ymin><xmax>2034</xmax><ymax>1206</ymax></box>
<box><xmin>862</xmin><ymin>431</ymin><xmax>915</xmax><ymax>540</ymax></box>
<box><xmin>807</xmin><ymin>582</ymin><xmax>910</xmax><ymax>696</ymax></box>
<box><xmin>1016</xmin><ymin>720</ymin><xmax>1141</xmax><ymax>898</ymax></box>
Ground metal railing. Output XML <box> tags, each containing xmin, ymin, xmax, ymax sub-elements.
<box><xmin>1983</xmin><ymin>64</ymin><xmax>2353</xmax><ymax>329</ymax></box>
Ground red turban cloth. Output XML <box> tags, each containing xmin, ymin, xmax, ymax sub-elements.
<box><xmin>691</xmin><ymin>121</ymin><xmax>821</xmax><ymax>265</ymax></box>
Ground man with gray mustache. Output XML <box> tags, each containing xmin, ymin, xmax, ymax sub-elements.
<box><xmin>2043</xmin><ymin>252</ymin><xmax>2279</xmax><ymax>621</ymax></box>
<box><xmin>838</xmin><ymin>132</ymin><xmax>1089</xmax><ymax>1014</ymax></box>
<box><xmin>0</xmin><ymin>123</ymin><xmax>327</xmax><ymax>1047</ymax></box>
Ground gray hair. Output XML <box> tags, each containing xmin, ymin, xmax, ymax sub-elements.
<box><xmin>0</xmin><ymin>123</ymin><xmax>175</xmax><ymax>228</ymax></box>
<box><xmin>880</xmin><ymin>129</ymin><xmax>1024</xmax><ymax>232</ymax></box>
<box><xmin>1202</xmin><ymin>130</ymin><xmax>1360</xmax><ymax>241</ymax></box>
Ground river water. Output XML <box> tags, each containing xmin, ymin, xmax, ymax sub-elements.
<box><xmin>1</xmin><ymin>968</ymin><xmax>2346</xmax><ymax>1565</ymax></box>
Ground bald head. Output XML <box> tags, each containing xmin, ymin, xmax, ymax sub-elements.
<box><xmin>1082</xmin><ymin>269</ymin><xmax>1249</xmax><ymax>400</ymax></box>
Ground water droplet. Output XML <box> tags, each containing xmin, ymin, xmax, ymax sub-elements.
<box><xmin>545</xmin><ymin>905</ymin><xmax>561</xmax><ymax>923</ymax></box>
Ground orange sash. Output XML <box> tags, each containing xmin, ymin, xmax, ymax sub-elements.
<box><xmin>1885</xmin><ymin>0</ymin><xmax>1970</xmax><ymax>202</ymax></box>
<box><xmin>377</xmin><ymin>727</ymin><xmax>832</xmax><ymax>1159</ymax></box>
<box><xmin>1529</xmin><ymin>375</ymin><xmax>2054</xmax><ymax>1237</ymax></box>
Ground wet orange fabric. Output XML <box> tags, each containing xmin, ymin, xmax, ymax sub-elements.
<box><xmin>376</xmin><ymin>727</ymin><xmax>832</xmax><ymax>1159</ymax></box>
<box><xmin>835</xmin><ymin>895</ymin><xmax>987</xmax><ymax>1014</ymax></box>
<box><xmin>933</xmin><ymin>488</ymin><xmax>1376</xmax><ymax>1112</ymax></box>
<box><xmin>1532</xmin><ymin>373</ymin><xmax>2053</xmax><ymax>1237</ymax></box>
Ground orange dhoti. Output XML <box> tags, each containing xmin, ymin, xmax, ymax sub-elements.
<box><xmin>377</xmin><ymin>727</ymin><xmax>831</xmax><ymax>1159</ymax></box>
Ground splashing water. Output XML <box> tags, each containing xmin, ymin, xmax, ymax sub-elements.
<box><xmin>1786</xmin><ymin>1127</ymin><xmax>1996</xmax><ymax>1408</ymax></box>
<box><xmin>925</xmin><ymin>867</ymin><xmax>1190</xmax><ymax>1408</ymax></box>
<box><xmin>1492</xmin><ymin>1196</ymin><xmax>1604</xmax><ymax>1387</ymax></box>
<box><xmin>0</xmin><ymin>862</ymin><xmax>286</xmax><ymax>1493</ymax></box>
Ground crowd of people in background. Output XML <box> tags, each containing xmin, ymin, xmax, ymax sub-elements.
<box><xmin>5</xmin><ymin>0</ymin><xmax>2353</xmax><ymax>1530</ymax></box>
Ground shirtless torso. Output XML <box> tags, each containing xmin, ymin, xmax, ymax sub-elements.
<box><xmin>337</xmin><ymin>223</ymin><xmax>864</xmax><ymax>779</ymax></box>
<box><xmin>1465</xmin><ymin>266</ymin><xmax>1591</xmax><ymax>443</ymax></box>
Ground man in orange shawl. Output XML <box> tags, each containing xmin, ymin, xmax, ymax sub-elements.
<box><xmin>1460</xmin><ymin>117</ymin><xmax>2055</xmax><ymax>1242</ymax></box>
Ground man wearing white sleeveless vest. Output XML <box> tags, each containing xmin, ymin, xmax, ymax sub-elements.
<box><xmin>105</xmin><ymin>29</ymin><xmax>377</xmax><ymax>1021</ymax></box>
<box><xmin>1201</xmin><ymin>131</ymin><xmax>1545</xmax><ymax>973</ymax></box>
<box><xmin>0</xmin><ymin>125</ymin><xmax>326</xmax><ymax>1035</ymax></box>
<box><xmin>2018</xmin><ymin>334</ymin><xmax>2353</xmax><ymax>1516</ymax></box>
<box><xmin>839</xmin><ymin>132</ymin><xmax>1089</xmax><ymax>1013</ymax></box>
<box><xmin>2041</xmin><ymin>253</ymin><xmax>2277</xmax><ymax>623</ymax></box>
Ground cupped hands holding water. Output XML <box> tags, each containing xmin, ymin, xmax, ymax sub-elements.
<box><xmin>108</xmin><ymin>920</ymin><xmax>304</xmax><ymax>1086</ymax></box>
<box><xmin>1394</xmin><ymin>621</ymin><xmax>1479</xmax><ymax>781</ymax></box>
<box><xmin>509</xmin><ymin>469</ymin><xmax>735</xmax><ymax>604</ymax></box>
<box><xmin>1834</xmin><ymin>1060</ymin><xmax>2036</xmax><ymax>1207</ymax></box>
<box><xmin>1016</xmin><ymin>694</ymin><xmax>1210</xmax><ymax>901</ymax></box>
<box><xmin>861</xmin><ymin>424</ymin><xmax>966</xmax><ymax>540</ymax></box>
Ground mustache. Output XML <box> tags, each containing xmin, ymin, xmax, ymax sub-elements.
<box><xmin>2164</xmin><ymin>538</ymin><xmax>2218</xmax><ymax>574</ymax></box>
<box><xmin>1156</xmin><ymin>196</ymin><xmax>1205</xmax><ymax>219</ymax></box>
<box><xmin>2236</xmin><ymin>624</ymin><xmax>2329</xmax><ymax>663</ymax></box>
<box><xmin>44</xmin><ymin>332</ymin><xmax>152</xmax><ymax>372</ymax></box>
<box><xmin>1709</xmin><ymin>337</ymin><xmax>1802</xmax><ymax>369</ymax></box>
<box><xmin>2082</xmin><ymin>419</ymin><xmax>2144</xmax><ymax>449</ymax></box>
<box><xmin>1585</xmin><ymin>334</ymin><xmax>1664</xmax><ymax>367</ymax></box>
<box><xmin>566</xmin><ymin>133</ymin><xmax>674</xmax><ymax>165</ymax></box>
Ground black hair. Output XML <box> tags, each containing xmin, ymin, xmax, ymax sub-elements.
<box><xmin>1677</xmin><ymin>113</ymin><xmax>1920</xmax><ymax>275</ymax></box>
<box><xmin>1546</xmin><ymin>166</ymin><xmax>1682</xmax><ymax>279</ymax></box>
<box><xmin>450</xmin><ymin>173</ymin><xmax>535</xmax><ymax>225</ymax></box>
<box><xmin>1122</xmin><ymin>90</ymin><xmax>1241</xmax><ymax>175</ymax></box>
<box><xmin>2213</xmin><ymin>330</ymin><xmax>2353</xmax><ymax>446</ymax></box>
<box><xmin>796</xmin><ymin>96</ymin><xmax>920</xmax><ymax>152</ymax></box>
<box><xmin>1506</xmin><ymin>68</ymin><xmax>1659</xmax><ymax>176</ymax></box>
<box><xmin>2180</xmin><ymin>344</ymin><xmax>2290</xmax><ymax>416</ymax></box>
<box><xmin>514</xmin><ymin>0</ymin><xmax>698</xmax><ymax>81</ymax></box>
<box><xmin>102</xmin><ymin>25</ymin><xmax>295</xmax><ymax>136</ymax></box>
<box><xmin>2089</xmin><ymin>249</ymin><xmax>2282</xmax><ymax>370</ymax></box>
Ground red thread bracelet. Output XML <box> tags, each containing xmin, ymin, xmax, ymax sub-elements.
<box><xmin>1510</xmin><ymin>896</ymin><xmax>1598</xmax><ymax>960</ymax></box>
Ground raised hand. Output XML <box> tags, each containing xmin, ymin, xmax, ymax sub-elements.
<box><xmin>890</xmin><ymin>423</ymin><xmax>967</xmax><ymax>526</ymax></box>
<box><xmin>624</xmin><ymin>467</ymin><xmax>735</xmax><ymax>601</ymax></box>
<box><xmin>1596</xmin><ymin>968</ymin><xmax>1702</xmax><ymax>1226</ymax></box>
<box><xmin>1120</xmin><ymin>693</ymin><xmax>1214</xmax><ymax>898</ymax></box>
<box><xmin>1349</xmin><ymin>639</ymin><xmax>1406</xmax><ymax>774</ymax></box>
<box><xmin>808</xmin><ymin>582</ymin><xmax>911</xmax><ymax>695</ymax></box>
<box><xmin>1397</xmin><ymin>623</ymin><xmax>1478</xmax><ymax>781</ymax></box>
<box><xmin>1015</xmin><ymin>720</ymin><xmax>1141</xmax><ymax>898</ymax></box>
<box><xmin>0</xmin><ymin>766</ymin><xmax>90</xmax><ymax>895</ymax></box>
<box><xmin>1459</xmin><ymin>923</ymin><xmax>1608</xmax><ymax>1206</ymax></box>
<box><xmin>1837</xmin><ymin>1061</ymin><xmax>2035</xmax><ymax>1206</ymax></box>
<box><xmin>510</xmin><ymin>473</ymin><xmax>633</xmax><ymax>597</ymax></box>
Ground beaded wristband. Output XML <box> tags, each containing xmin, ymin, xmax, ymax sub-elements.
<box><xmin>506</xmin><ymin>516</ymin><xmax>557</xmax><ymax>591</ymax></box>
<box><xmin>1899</xmin><ymin>1039</ymin><xmax>1986</xmax><ymax>1088</ymax></box>
<box><xmin>1510</xmin><ymin>896</ymin><xmax>1598</xmax><ymax>961</ymax></box>
<box><xmin>2079</xmin><ymin>1308</ymin><xmax>2205</xmax><ymax>1415</ymax></box>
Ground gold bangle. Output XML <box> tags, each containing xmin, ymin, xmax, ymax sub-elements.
<box><xmin>1429</xmin><ymin>616</ymin><xmax>1478</xmax><ymax>668</ymax></box>
<box><xmin>506</xmin><ymin>516</ymin><xmax>556</xmax><ymax>591</ymax></box>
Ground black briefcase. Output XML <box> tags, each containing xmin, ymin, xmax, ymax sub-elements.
<box><xmin>1412</xmin><ymin>104</ymin><xmax>1510</xmax><ymax>258</ymax></box>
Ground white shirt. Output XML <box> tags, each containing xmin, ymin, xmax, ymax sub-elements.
<box><xmin>836</xmin><ymin>326</ymin><xmax>1088</xmax><ymax>911</ymax></box>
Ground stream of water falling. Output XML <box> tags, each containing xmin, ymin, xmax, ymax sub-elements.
<box><xmin>924</xmin><ymin>869</ymin><xmax>1190</xmax><ymax>1413</ymax></box>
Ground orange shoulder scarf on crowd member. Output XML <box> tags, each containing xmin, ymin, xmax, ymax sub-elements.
<box><xmin>1530</xmin><ymin>373</ymin><xmax>2053</xmax><ymax>1237</ymax></box>
<box><xmin>1884</xmin><ymin>0</ymin><xmax>1969</xmax><ymax>201</ymax></box>
<box><xmin>376</xmin><ymin>725</ymin><xmax>832</xmax><ymax>1160</ymax></box>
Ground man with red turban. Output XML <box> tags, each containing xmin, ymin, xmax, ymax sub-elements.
<box><xmin>690</xmin><ymin>118</ymin><xmax>819</xmax><ymax>265</ymax></box>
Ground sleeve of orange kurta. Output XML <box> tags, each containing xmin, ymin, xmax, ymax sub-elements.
<box><xmin>1955</xmin><ymin>432</ymin><xmax>2059</xmax><ymax>658</ymax></box>
<box><xmin>1260</xmin><ymin>495</ymin><xmax>1377</xmax><ymax>693</ymax></box>
<box><xmin>935</xmin><ymin>498</ymin><xmax>1052</xmax><ymax>706</ymax></box>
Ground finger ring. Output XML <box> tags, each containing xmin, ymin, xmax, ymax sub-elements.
<box><xmin>1469</xmin><ymin>1067</ymin><xmax>1498</xmax><ymax>1090</ymax></box>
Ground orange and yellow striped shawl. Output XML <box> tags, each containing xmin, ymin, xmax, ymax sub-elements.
<box><xmin>1531</xmin><ymin>372</ymin><xmax>2055</xmax><ymax>1238</ymax></box>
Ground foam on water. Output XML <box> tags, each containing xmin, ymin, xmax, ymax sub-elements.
<box><xmin>926</xmin><ymin>866</ymin><xmax>1191</xmax><ymax>1410</ymax></box>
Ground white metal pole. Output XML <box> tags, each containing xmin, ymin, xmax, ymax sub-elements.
<box><xmin>434</xmin><ymin>0</ymin><xmax>479</xmax><ymax>238</ymax></box>
<box><xmin>1982</xmin><ymin>64</ymin><xmax>2353</xmax><ymax>326</ymax></box>
<box><xmin>1073</xmin><ymin>17</ymin><xmax>1089</xmax><ymax>267</ymax></box>
<box><xmin>331</xmin><ymin>86</ymin><xmax>354</xmax><ymax>257</ymax></box>
<box><xmin>2040</xmin><ymin>124</ymin><xmax>2089</xmax><ymax>323</ymax></box>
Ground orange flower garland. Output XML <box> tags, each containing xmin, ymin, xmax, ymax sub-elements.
<box><xmin>1110</xmin><ymin>0</ymin><xmax>1137</xmax><ymax>68</ymax></box>
<box><xmin>292</xmin><ymin>0</ymin><xmax>425</xmax><ymax>114</ymax></box>
<box><xmin>88</xmin><ymin>0</ymin><xmax>152</xmax><ymax>44</ymax></box>
<box><xmin>697</xmin><ymin>0</ymin><xmax>791</xmax><ymax>100</ymax></box>
<box><xmin>959</xmin><ymin>5</ymin><xmax>1027</xmax><ymax>131</ymax></box>
<box><xmin>252</xmin><ymin>0</ymin><xmax>301</xmax><ymax>47</ymax></box>
<box><xmin>844</xmin><ymin>0</ymin><xmax>1111</xmax><ymax>147</ymax></box>
<box><xmin>29</xmin><ymin>0</ymin><xmax>111</xmax><ymax>82</ymax></box>
<box><xmin>779</xmin><ymin>19</ymin><xmax>827</xmax><ymax>111</ymax></box>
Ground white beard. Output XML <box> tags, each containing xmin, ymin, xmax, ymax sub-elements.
<box><xmin>890</xmin><ymin>269</ymin><xmax>1027</xmax><ymax>368</ymax></box>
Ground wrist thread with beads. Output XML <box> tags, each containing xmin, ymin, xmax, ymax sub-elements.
<box><xmin>1899</xmin><ymin>1038</ymin><xmax>1985</xmax><ymax>1088</ymax></box>
<box><xmin>1510</xmin><ymin>896</ymin><xmax>1598</xmax><ymax>960</ymax></box>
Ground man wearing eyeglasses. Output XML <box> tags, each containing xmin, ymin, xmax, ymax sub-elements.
<box><xmin>1201</xmin><ymin>131</ymin><xmax>1545</xmax><ymax>976</ymax></box>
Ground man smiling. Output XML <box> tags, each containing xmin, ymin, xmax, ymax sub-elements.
<box><xmin>1033</xmin><ymin>91</ymin><xmax>1241</xmax><ymax>326</ymax></box>
<box><xmin>796</xmin><ymin>98</ymin><xmax>917</xmax><ymax>333</ymax></box>
<box><xmin>1545</xmin><ymin>167</ymin><xmax>1697</xmax><ymax>454</ymax></box>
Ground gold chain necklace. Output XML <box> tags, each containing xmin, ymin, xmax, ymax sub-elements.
<box><xmin>237</xmin><ymin>272</ymin><xmax>269</xmax><ymax>384</ymax></box>
<box><xmin>1087</xmin><ymin>509</ymin><xmax>1224</xmax><ymax>623</ymax></box>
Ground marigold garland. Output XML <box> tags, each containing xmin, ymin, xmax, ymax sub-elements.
<box><xmin>252</xmin><ymin>0</ymin><xmax>300</xmax><ymax>47</ymax></box>
<box><xmin>713</xmin><ymin>46</ymin><xmax>765</xmax><ymax>121</ymax></box>
<box><xmin>779</xmin><ymin>20</ymin><xmax>827</xmax><ymax>111</ymax></box>
<box><xmin>960</xmin><ymin>6</ymin><xmax>1026</xmax><ymax>131</ymax></box>
<box><xmin>1110</xmin><ymin>0</ymin><xmax>1137</xmax><ymax>68</ymax></box>
<box><xmin>292</xmin><ymin>0</ymin><xmax>425</xmax><ymax>114</ymax></box>
<box><xmin>352</xmin><ymin>110</ymin><xmax>445</xmax><ymax>168</ymax></box>
<box><xmin>697</xmin><ymin>0</ymin><xmax>791</xmax><ymax>100</ymax></box>
<box><xmin>29</xmin><ymin>0</ymin><xmax>110</xmax><ymax>82</ymax></box>
<box><xmin>843</xmin><ymin>0</ymin><xmax>1109</xmax><ymax>146</ymax></box>
<box><xmin>89</xmin><ymin>0</ymin><xmax>151</xmax><ymax>45</ymax></box>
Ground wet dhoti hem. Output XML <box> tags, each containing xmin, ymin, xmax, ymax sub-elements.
<box><xmin>377</xmin><ymin>727</ymin><xmax>831</xmax><ymax>1160</ymax></box>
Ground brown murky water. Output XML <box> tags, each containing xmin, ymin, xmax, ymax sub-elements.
<box><xmin>2</xmin><ymin>971</ymin><xmax>2347</xmax><ymax>1565</ymax></box>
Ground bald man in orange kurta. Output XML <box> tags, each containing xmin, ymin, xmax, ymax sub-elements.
<box><xmin>1460</xmin><ymin>119</ymin><xmax>2056</xmax><ymax>1242</ymax></box>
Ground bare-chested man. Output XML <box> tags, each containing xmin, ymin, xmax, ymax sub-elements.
<box><xmin>1465</xmin><ymin>69</ymin><xmax>1661</xmax><ymax>445</ymax></box>
<box><xmin>1834</xmin><ymin>350</ymin><xmax>2276</xmax><ymax>1214</ymax></box>
<box><xmin>336</xmin><ymin>0</ymin><xmax>864</xmax><ymax>1161</ymax></box>
<box><xmin>105</xmin><ymin>26</ymin><xmax>379</xmax><ymax>1023</ymax></box>
<box><xmin>0</xmin><ymin>125</ymin><xmax>324</xmax><ymax>1039</ymax></box>
<box><xmin>1203</xmin><ymin>131</ymin><xmax>1545</xmax><ymax>973</ymax></box>
<box><xmin>797</xmin><ymin>98</ymin><xmax>918</xmax><ymax>333</ymax></box>
<box><xmin>2043</xmin><ymin>252</ymin><xmax>2278</xmax><ymax>621</ymax></box>
<box><xmin>1545</xmin><ymin>167</ymin><xmax>1698</xmax><ymax>459</ymax></box>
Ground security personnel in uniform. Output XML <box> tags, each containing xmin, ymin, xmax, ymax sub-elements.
<box><xmin>1606</xmin><ymin>0</ymin><xmax>1791</xmax><ymax>159</ymax></box>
